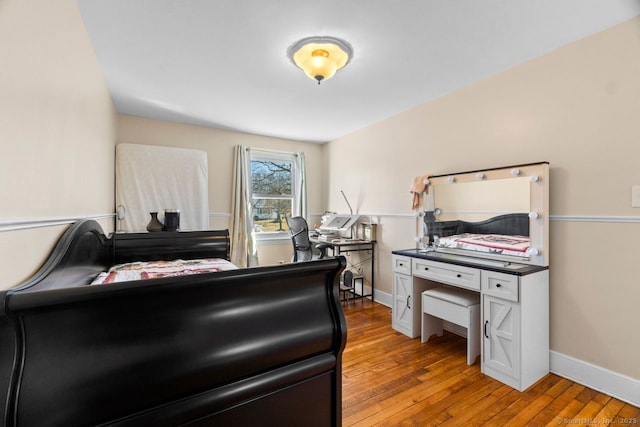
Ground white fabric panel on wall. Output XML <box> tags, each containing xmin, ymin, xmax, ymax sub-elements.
<box><xmin>116</xmin><ymin>143</ymin><xmax>209</xmax><ymax>232</ymax></box>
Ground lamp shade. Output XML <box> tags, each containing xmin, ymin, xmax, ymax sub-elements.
<box><xmin>289</xmin><ymin>36</ymin><xmax>352</xmax><ymax>84</ymax></box>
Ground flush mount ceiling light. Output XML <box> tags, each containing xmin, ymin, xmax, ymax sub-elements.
<box><xmin>288</xmin><ymin>36</ymin><xmax>353</xmax><ymax>84</ymax></box>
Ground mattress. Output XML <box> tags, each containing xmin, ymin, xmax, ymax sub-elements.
<box><xmin>91</xmin><ymin>258</ymin><xmax>238</xmax><ymax>284</ymax></box>
<box><xmin>115</xmin><ymin>143</ymin><xmax>209</xmax><ymax>232</ymax></box>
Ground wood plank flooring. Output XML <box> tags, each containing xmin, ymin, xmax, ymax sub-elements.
<box><xmin>341</xmin><ymin>300</ymin><xmax>639</xmax><ymax>426</ymax></box>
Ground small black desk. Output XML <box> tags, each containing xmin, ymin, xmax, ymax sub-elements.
<box><xmin>310</xmin><ymin>237</ymin><xmax>376</xmax><ymax>300</ymax></box>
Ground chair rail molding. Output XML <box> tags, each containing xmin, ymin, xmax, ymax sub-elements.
<box><xmin>0</xmin><ymin>214</ymin><xmax>114</xmax><ymax>232</ymax></box>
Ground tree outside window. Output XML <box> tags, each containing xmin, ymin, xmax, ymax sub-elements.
<box><xmin>250</xmin><ymin>153</ymin><xmax>297</xmax><ymax>233</ymax></box>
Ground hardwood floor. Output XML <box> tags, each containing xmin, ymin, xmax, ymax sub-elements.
<box><xmin>341</xmin><ymin>300</ymin><xmax>639</xmax><ymax>426</ymax></box>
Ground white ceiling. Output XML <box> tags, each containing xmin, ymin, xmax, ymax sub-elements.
<box><xmin>77</xmin><ymin>0</ymin><xmax>640</xmax><ymax>143</ymax></box>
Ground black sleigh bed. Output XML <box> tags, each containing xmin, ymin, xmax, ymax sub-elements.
<box><xmin>0</xmin><ymin>220</ymin><xmax>347</xmax><ymax>426</ymax></box>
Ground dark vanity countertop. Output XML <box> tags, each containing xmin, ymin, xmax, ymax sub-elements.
<box><xmin>392</xmin><ymin>249</ymin><xmax>549</xmax><ymax>276</ymax></box>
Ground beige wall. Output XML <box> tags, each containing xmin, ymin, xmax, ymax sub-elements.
<box><xmin>116</xmin><ymin>115</ymin><xmax>325</xmax><ymax>265</ymax></box>
<box><xmin>0</xmin><ymin>0</ymin><xmax>116</xmax><ymax>289</ymax></box>
<box><xmin>325</xmin><ymin>18</ymin><xmax>640</xmax><ymax>379</ymax></box>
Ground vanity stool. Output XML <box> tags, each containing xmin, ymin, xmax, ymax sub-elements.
<box><xmin>421</xmin><ymin>286</ymin><xmax>481</xmax><ymax>365</ymax></box>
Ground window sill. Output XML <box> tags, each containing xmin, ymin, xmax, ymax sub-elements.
<box><xmin>255</xmin><ymin>232</ymin><xmax>290</xmax><ymax>246</ymax></box>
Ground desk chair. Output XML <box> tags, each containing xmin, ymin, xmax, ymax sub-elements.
<box><xmin>285</xmin><ymin>216</ymin><xmax>329</xmax><ymax>262</ymax></box>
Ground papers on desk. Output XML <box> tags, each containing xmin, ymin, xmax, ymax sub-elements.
<box><xmin>317</xmin><ymin>236</ymin><xmax>368</xmax><ymax>243</ymax></box>
<box><xmin>317</xmin><ymin>234</ymin><xmax>337</xmax><ymax>242</ymax></box>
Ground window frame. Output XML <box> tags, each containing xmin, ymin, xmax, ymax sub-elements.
<box><xmin>249</xmin><ymin>150</ymin><xmax>300</xmax><ymax>243</ymax></box>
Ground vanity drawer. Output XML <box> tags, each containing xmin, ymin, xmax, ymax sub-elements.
<box><xmin>481</xmin><ymin>271</ymin><xmax>519</xmax><ymax>302</ymax></box>
<box><xmin>412</xmin><ymin>259</ymin><xmax>480</xmax><ymax>291</ymax></box>
<box><xmin>392</xmin><ymin>255</ymin><xmax>412</xmax><ymax>275</ymax></box>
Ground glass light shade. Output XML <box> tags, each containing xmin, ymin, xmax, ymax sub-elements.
<box><xmin>290</xmin><ymin>37</ymin><xmax>352</xmax><ymax>84</ymax></box>
<box><xmin>300</xmin><ymin>53</ymin><xmax>338</xmax><ymax>82</ymax></box>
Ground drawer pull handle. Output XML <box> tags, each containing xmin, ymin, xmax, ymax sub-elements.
<box><xmin>484</xmin><ymin>320</ymin><xmax>489</xmax><ymax>338</ymax></box>
<box><xmin>399</xmin><ymin>263</ymin><xmax>404</xmax><ymax>267</ymax></box>
<box><xmin>496</xmin><ymin>283</ymin><xmax>502</xmax><ymax>288</ymax></box>
<box><xmin>423</xmin><ymin>267</ymin><xmax>429</xmax><ymax>271</ymax></box>
<box><xmin>407</xmin><ymin>295</ymin><xmax>411</xmax><ymax>309</ymax></box>
<box><xmin>456</xmin><ymin>274</ymin><xmax>461</xmax><ymax>278</ymax></box>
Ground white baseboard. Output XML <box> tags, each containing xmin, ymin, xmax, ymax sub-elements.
<box><xmin>550</xmin><ymin>351</ymin><xmax>640</xmax><ymax>407</ymax></box>
<box><xmin>372</xmin><ymin>289</ymin><xmax>392</xmax><ymax>307</ymax></box>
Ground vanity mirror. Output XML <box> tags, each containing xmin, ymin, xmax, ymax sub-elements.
<box><xmin>422</xmin><ymin>162</ymin><xmax>549</xmax><ymax>267</ymax></box>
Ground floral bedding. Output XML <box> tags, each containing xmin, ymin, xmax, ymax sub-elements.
<box><xmin>91</xmin><ymin>258</ymin><xmax>238</xmax><ymax>284</ymax></box>
<box><xmin>437</xmin><ymin>233</ymin><xmax>531</xmax><ymax>257</ymax></box>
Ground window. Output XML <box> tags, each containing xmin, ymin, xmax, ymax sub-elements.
<box><xmin>249</xmin><ymin>151</ymin><xmax>299</xmax><ymax>235</ymax></box>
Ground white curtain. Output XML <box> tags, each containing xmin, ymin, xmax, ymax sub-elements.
<box><xmin>230</xmin><ymin>145</ymin><xmax>258</xmax><ymax>267</ymax></box>
<box><xmin>294</xmin><ymin>152</ymin><xmax>307</xmax><ymax>219</ymax></box>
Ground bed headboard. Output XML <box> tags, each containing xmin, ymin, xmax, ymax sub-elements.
<box><xmin>423</xmin><ymin>162</ymin><xmax>549</xmax><ymax>266</ymax></box>
<box><xmin>426</xmin><ymin>213</ymin><xmax>530</xmax><ymax>239</ymax></box>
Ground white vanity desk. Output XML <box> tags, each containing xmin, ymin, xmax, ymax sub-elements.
<box><xmin>391</xmin><ymin>249</ymin><xmax>549</xmax><ymax>391</ymax></box>
<box><xmin>393</xmin><ymin>162</ymin><xmax>550</xmax><ymax>391</ymax></box>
